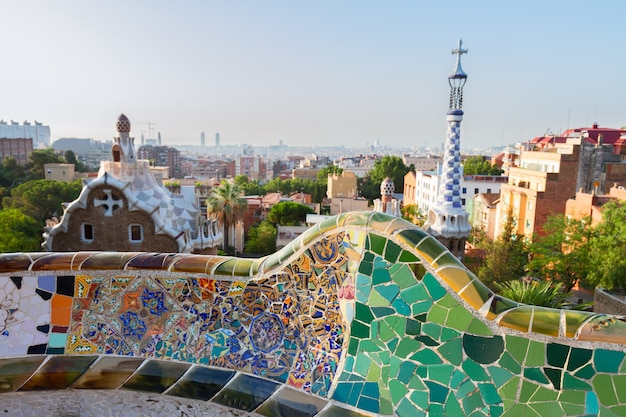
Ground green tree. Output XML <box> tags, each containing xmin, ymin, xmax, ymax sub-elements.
<box><xmin>317</xmin><ymin>165</ymin><xmax>343</xmax><ymax>185</ymax></box>
<box><xmin>267</xmin><ymin>201</ymin><xmax>314</xmax><ymax>226</ymax></box>
<box><xmin>0</xmin><ymin>208</ymin><xmax>42</xmax><ymax>252</ymax></box>
<box><xmin>2</xmin><ymin>179</ymin><xmax>82</xmax><ymax>223</ymax></box>
<box><xmin>0</xmin><ymin>157</ymin><xmax>29</xmax><ymax>191</ymax></box>
<box><xmin>587</xmin><ymin>201</ymin><xmax>626</xmax><ymax>290</ymax></box>
<box><xmin>206</xmin><ymin>180</ymin><xmax>247</xmax><ymax>255</ymax></box>
<box><xmin>243</xmin><ymin>220</ymin><xmax>277</xmax><ymax>255</ymax></box>
<box><xmin>477</xmin><ymin>208</ymin><xmax>528</xmax><ymax>290</ymax></box>
<box><xmin>64</xmin><ymin>150</ymin><xmax>88</xmax><ymax>172</ymax></box>
<box><xmin>361</xmin><ymin>156</ymin><xmax>411</xmax><ymax>201</ymax></box>
<box><xmin>526</xmin><ymin>215</ymin><xmax>592</xmax><ymax>292</ymax></box>
<box><xmin>29</xmin><ymin>148</ymin><xmax>63</xmax><ymax>178</ymax></box>
<box><xmin>234</xmin><ymin>174</ymin><xmax>264</xmax><ymax>195</ymax></box>
<box><xmin>463</xmin><ymin>156</ymin><xmax>503</xmax><ymax>176</ymax></box>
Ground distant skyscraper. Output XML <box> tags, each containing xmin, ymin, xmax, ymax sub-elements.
<box><xmin>201</xmin><ymin>132</ymin><xmax>206</xmax><ymax>147</ymax></box>
<box><xmin>423</xmin><ymin>39</ymin><xmax>471</xmax><ymax>260</ymax></box>
<box><xmin>215</xmin><ymin>132</ymin><xmax>220</xmax><ymax>147</ymax></box>
<box><xmin>158</xmin><ymin>132</ymin><xmax>162</xmax><ymax>145</ymax></box>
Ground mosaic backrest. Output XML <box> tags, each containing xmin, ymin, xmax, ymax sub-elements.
<box><xmin>1</xmin><ymin>211</ymin><xmax>626</xmax><ymax>417</ymax></box>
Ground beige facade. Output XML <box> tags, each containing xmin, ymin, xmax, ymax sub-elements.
<box><xmin>44</xmin><ymin>163</ymin><xmax>76</xmax><ymax>182</ymax></box>
<box><xmin>327</xmin><ymin>171</ymin><xmax>358</xmax><ymax>198</ymax></box>
<box><xmin>471</xmin><ymin>193</ymin><xmax>500</xmax><ymax>240</ymax></box>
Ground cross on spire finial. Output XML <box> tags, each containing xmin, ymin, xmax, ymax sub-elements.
<box><xmin>451</xmin><ymin>39</ymin><xmax>467</xmax><ymax>58</ymax></box>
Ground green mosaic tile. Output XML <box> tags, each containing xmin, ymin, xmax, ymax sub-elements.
<box><xmin>445</xmin><ymin>305</ymin><xmax>474</xmax><ymax>332</ymax></box>
<box><xmin>502</xmin><ymin>403</ymin><xmax>540</xmax><ymax>417</ymax></box>
<box><xmin>371</xmin><ymin>306</ymin><xmax>395</xmax><ymax>317</ymax></box>
<box><xmin>462</xmin><ymin>359</ymin><xmax>489</xmax><ymax>381</ymax></box>
<box><xmin>318</xmin><ymin>217</ymin><xmax>338</xmax><ymax>234</ymax></box>
<box><xmin>409</xmin><ymin>389</ymin><xmax>429</xmax><ymax>411</ymax></box>
<box><xmin>428</xmin><ymin>403</ymin><xmax>445</xmax><ymax>417</ymax></box>
<box><xmin>401</xmin><ymin>283</ymin><xmax>430</xmax><ymax>305</ymax></box>
<box><xmin>423</xmin><ymin>272</ymin><xmax>446</xmax><ymax>300</ymax></box>
<box><xmin>369</xmin><ymin>233</ymin><xmax>386</xmax><ymax>255</ymax></box>
<box><xmin>614</xmin><ymin>375</ymin><xmax>626</xmax><ymax>403</ymax></box>
<box><xmin>497</xmin><ymin>376</ymin><xmax>520</xmax><ymax>402</ymax></box>
<box><xmin>523</xmin><ymin>367</ymin><xmax>549</xmax><ymax>384</ymax></box>
<box><xmin>524</xmin><ymin>340</ymin><xmax>546</xmax><ymax>367</ymax></box>
<box><xmin>547</xmin><ymin>343</ymin><xmax>570</xmax><ymax>368</ymax></box>
<box><xmin>498</xmin><ymin>352</ymin><xmax>522</xmax><ymax>375</ymax></box>
<box><xmin>529</xmin><ymin>401</ymin><xmax>565</xmax><ymax>417</ymax></box>
<box><xmin>488</xmin><ymin>296</ymin><xmax>519</xmax><ymax>316</ymax></box>
<box><xmin>428</xmin><ymin>364</ymin><xmax>454</xmax><ymax>385</ymax></box>
<box><xmin>355</xmin><ymin>302</ymin><xmax>374</xmax><ymax>324</ymax></box>
<box><xmin>369</xmin><ymin>288</ymin><xmax>391</xmax><ymax>306</ymax></box>
<box><xmin>567</xmin><ymin>347</ymin><xmax>592</xmax><ymax>372</ymax></box>
<box><xmin>487</xmin><ymin>366</ymin><xmax>514</xmax><ymax>388</ymax></box>
<box><xmin>574</xmin><ymin>363</ymin><xmax>595</xmax><ymax>380</ymax></box>
<box><xmin>610</xmin><ymin>405</ymin><xmax>626</xmax><ymax>416</ymax></box>
<box><xmin>396</xmin><ymin>228</ymin><xmax>430</xmax><ymax>249</ymax></box>
<box><xmin>372</xmin><ymin>268</ymin><xmax>391</xmax><ymax>285</ymax></box>
<box><xmin>528</xmin><ymin>385</ymin><xmax>558</xmax><ymax>402</ymax></box>
<box><xmin>463</xmin><ymin>334</ymin><xmax>504</xmax><ymax>365</ymax></box>
<box><xmin>560</xmin><ymin>403</ymin><xmax>584</xmax><ymax>416</ymax></box>
<box><xmin>440</xmin><ymin>327</ymin><xmax>460</xmax><ymax>342</ymax></box>
<box><xmin>459</xmin><ymin>280</ymin><xmax>494</xmax><ymax>313</ymax></box>
<box><xmin>466</xmin><ymin>318</ymin><xmax>492</xmax><ymax>336</ymax></box>
<box><xmin>376</xmin><ymin>283</ymin><xmax>400</xmax><ymax>303</ymax></box>
<box><xmin>351</xmin><ymin>321</ymin><xmax>370</xmax><ymax>339</ymax></box>
<box><xmin>397</xmin><ymin>361</ymin><xmax>417</xmax><ymax>384</ymax></box>
<box><xmin>415</xmin><ymin>236</ymin><xmax>446</xmax><ymax>263</ymax></box>
<box><xmin>392</xmin><ymin>264</ymin><xmax>418</xmax><ymax>289</ymax></box>
<box><xmin>354</xmin><ymin>354</ymin><xmax>372</xmax><ymax>377</ymax></box>
<box><xmin>411</xmin><ymin>348</ymin><xmax>443</xmax><ymax>365</ymax></box>
<box><xmin>405</xmin><ymin>318</ymin><xmax>421</xmax><ymax>336</ymax></box>
<box><xmin>457</xmin><ymin>379</ymin><xmax>477</xmax><ymax>398</ymax></box>
<box><xmin>395</xmin><ymin>338</ymin><xmax>421</xmax><ymax>359</ymax></box>
<box><xmin>358</xmin><ymin>260</ymin><xmax>373</xmax><ymax>276</ymax></box>
<box><xmin>462</xmin><ymin>391</ymin><xmax>486</xmax><ymax>414</ymax></box>
<box><xmin>478</xmin><ymin>383</ymin><xmax>501</xmax><ymax>405</ymax></box>
<box><xmin>504</xmin><ymin>335</ymin><xmax>529</xmax><ymax>365</ymax></box>
<box><xmin>438</xmin><ymin>338</ymin><xmax>463</xmax><ymax>366</ymax></box>
<box><xmin>428</xmin><ymin>304</ymin><xmax>448</xmax><ymax>324</ymax></box>
<box><xmin>558</xmin><ymin>389</ymin><xmax>586</xmax><ymax>405</ymax></box>
<box><xmin>518</xmin><ymin>380</ymin><xmax>539</xmax><ymax>403</ymax></box>
<box><xmin>543</xmin><ymin>367</ymin><xmax>562</xmax><ymax>390</ymax></box>
<box><xmin>445</xmin><ymin>397</ymin><xmax>465</xmax><ymax>417</ymax></box>
<box><xmin>562</xmin><ymin>372</ymin><xmax>591</xmax><ymax>391</ymax></box>
<box><xmin>422</xmin><ymin>322</ymin><xmax>442</xmax><ymax>340</ymax></box>
<box><xmin>384</xmin><ymin>240</ymin><xmax>402</xmax><ymax>263</ymax></box>
<box><xmin>398</xmin><ymin>250</ymin><xmax>420</xmax><ymax>263</ymax></box>
<box><xmin>593</xmin><ymin>374</ymin><xmax>618</xmax><ymax>405</ymax></box>
<box><xmin>391</xmin><ymin>297</ymin><xmax>413</xmax><ymax>316</ymax></box>
<box><xmin>594</xmin><ymin>349</ymin><xmax>624</xmax><ymax>373</ymax></box>
<box><xmin>390</xmin><ymin>379</ymin><xmax>409</xmax><ymax>404</ymax></box>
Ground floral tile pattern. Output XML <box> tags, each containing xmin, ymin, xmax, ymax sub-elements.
<box><xmin>1</xmin><ymin>211</ymin><xmax>626</xmax><ymax>416</ymax></box>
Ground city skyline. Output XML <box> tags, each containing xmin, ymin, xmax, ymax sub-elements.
<box><xmin>1</xmin><ymin>1</ymin><xmax>624</xmax><ymax>149</ymax></box>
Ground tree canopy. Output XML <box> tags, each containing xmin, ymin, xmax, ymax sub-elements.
<box><xmin>243</xmin><ymin>220</ymin><xmax>276</xmax><ymax>255</ymax></box>
<box><xmin>361</xmin><ymin>156</ymin><xmax>412</xmax><ymax>201</ymax></box>
<box><xmin>267</xmin><ymin>201</ymin><xmax>314</xmax><ymax>226</ymax></box>
<box><xmin>463</xmin><ymin>156</ymin><xmax>503</xmax><ymax>176</ymax></box>
<box><xmin>526</xmin><ymin>215</ymin><xmax>592</xmax><ymax>292</ymax></box>
<box><xmin>317</xmin><ymin>165</ymin><xmax>343</xmax><ymax>185</ymax></box>
<box><xmin>2</xmin><ymin>179</ymin><xmax>82</xmax><ymax>223</ymax></box>
<box><xmin>29</xmin><ymin>148</ymin><xmax>63</xmax><ymax>178</ymax></box>
<box><xmin>587</xmin><ymin>201</ymin><xmax>626</xmax><ymax>290</ymax></box>
<box><xmin>0</xmin><ymin>208</ymin><xmax>42</xmax><ymax>252</ymax></box>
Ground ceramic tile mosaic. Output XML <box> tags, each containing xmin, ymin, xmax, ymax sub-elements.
<box><xmin>2</xmin><ymin>211</ymin><xmax>626</xmax><ymax>416</ymax></box>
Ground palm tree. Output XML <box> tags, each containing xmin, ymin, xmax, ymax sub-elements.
<box><xmin>206</xmin><ymin>180</ymin><xmax>247</xmax><ymax>255</ymax></box>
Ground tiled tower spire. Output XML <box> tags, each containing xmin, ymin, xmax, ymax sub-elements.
<box><xmin>424</xmin><ymin>39</ymin><xmax>471</xmax><ymax>259</ymax></box>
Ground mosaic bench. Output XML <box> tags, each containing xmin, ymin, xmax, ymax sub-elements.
<box><xmin>1</xmin><ymin>211</ymin><xmax>625</xmax><ymax>416</ymax></box>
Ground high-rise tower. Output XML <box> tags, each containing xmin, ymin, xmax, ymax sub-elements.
<box><xmin>424</xmin><ymin>39</ymin><xmax>471</xmax><ymax>259</ymax></box>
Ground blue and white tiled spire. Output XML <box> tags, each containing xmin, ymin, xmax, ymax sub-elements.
<box><xmin>424</xmin><ymin>40</ymin><xmax>471</xmax><ymax>259</ymax></box>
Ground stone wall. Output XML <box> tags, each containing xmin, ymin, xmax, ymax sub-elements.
<box><xmin>594</xmin><ymin>287</ymin><xmax>626</xmax><ymax>315</ymax></box>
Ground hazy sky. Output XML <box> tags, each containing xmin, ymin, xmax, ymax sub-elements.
<box><xmin>2</xmin><ymin>1</ymin><xmax>624</xmax><ymax>149</ymax></box>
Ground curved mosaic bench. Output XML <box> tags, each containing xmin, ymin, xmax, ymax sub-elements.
<box><xmin>1</xmin><ymin>211</ymin><xmax>626</xmax><ymax>416</ymax></box>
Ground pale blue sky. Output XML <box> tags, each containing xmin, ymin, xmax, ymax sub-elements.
<box><xmin>1</xmin><ymin>1</ymin><xmax>624</xmax><ymax>149</ymax></box>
